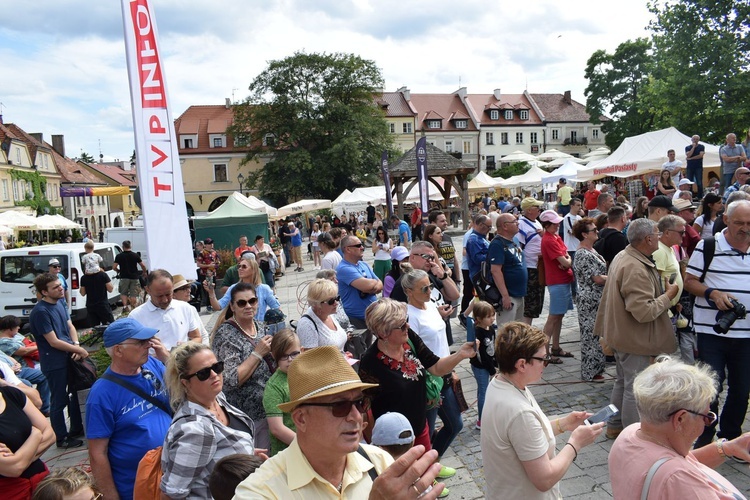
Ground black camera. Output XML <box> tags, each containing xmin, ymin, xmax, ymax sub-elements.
<box><xmin>714</xmin><ymin>299</ymin><xmax>747</xmax><ymax>334</ymax></box>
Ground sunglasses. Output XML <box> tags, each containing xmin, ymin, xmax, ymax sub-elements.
<box><xmin>238</xmin><ymin>264</ymin><xmax>251</xmax><ymax>269</ymax></box>
<box><xmin>418</xmin><ymin>253</ymin><xmax>435</xmax><ymax>261</ymax></box>
<box><xmin>234</xmin><ymin>297</ymin><xmax>258</xmax><ymax>308</ymax></box>
<box><xmin>299</xmin><ymin>397</ymin><xmax>370</xmax><ymax>418</ymax></box>
<box><xmin>394</xmin><ymin>322</ymin><xmax>408</xmax><ymax>332</ymax></box>
<box><xmin>419</xmin><ymin>283</ymin><xmax>435</xmax><ymax>294</ymax></box>
<box><xmin>583</xmin><ymin>228</ymin><xmax>598</xmax><ymax>233</ymax></box>
<box><xmin>348</xmin><ymin>243</ymin><xmax>364</xmax><ymax>249</ymax></box>
<box><xmin>322</xmin><ymin>295</ymin><xmax>341</xmax><ymax>306</ymax></box>
<box><xmin>668</xmin><ymin>408</ymin><xmax>717</xmax><ymax>426</ymax></box>
<box><xmin>278</xmin><ymin>350</ymin><xmax>301</xmax><ymax>362</ymax></box>
<box><xmin>530</xmin><ymin>355</ymin><xmax>552</xmax><ymax>367</ymax></box>
<box><xmin>182</xmin><ymin>361</ymin><xmax>225</xmax><ymax>381</ymax></box>
<box><xmin>50</xmin><ymin>265</ymin><xmax>61</xmax><ymax>268</ymax></box>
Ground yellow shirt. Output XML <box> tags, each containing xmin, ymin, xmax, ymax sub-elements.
<box><xmin>557</xmin><ymin>185</ymin><xmax>574</xmax><ymax>205</ymax></box>
<box><xmin>653</xmin><ymin>241</ymin><xmax>683</xmax><ymax>307</ymax></box>
<box><xmin>233</xmin><ymin>439</ymin><xmax>393</xmax><ymax>499</ymax></box>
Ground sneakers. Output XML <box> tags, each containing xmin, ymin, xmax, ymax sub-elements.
<box><xmin>68</xmin><ymin>428</ymin><xmax>84</xmax><ymax>439</ymax></box>
<box><xmin>591</xmin><ymin>374</ymin><xmax>606</xmax><ymax>383</ymax></box>
<box><xmin>56</xmin><ymin>436</ymin><xmax>83</xmax><ymax>449</ymax></box>
<box><xmin>436</xmin><ymin>465</ymin><xmax>456</xmax><ymax>479</ymax></box>
<box><xmin>458</xmin><ymin>313</ymin><xmax>467</xmax><ymax>328</ymax></box>
<box><xmin>475</xmin><ymin>420</ymin><xmax>481</xmax><ymax>430</ymax></box>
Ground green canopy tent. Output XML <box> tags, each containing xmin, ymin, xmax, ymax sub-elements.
<box><xmin>193</xmin><ymin>192</ymin><xmax>270</xmax><ymax>251</ymax></box>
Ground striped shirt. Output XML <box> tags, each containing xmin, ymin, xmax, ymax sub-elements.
<box><xmin>686</xmin><ymin>231</ymin><xmax>750</xmax><ymax>338</ymax></box>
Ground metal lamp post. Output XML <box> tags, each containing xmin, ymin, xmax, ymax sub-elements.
<box><xmin>237</xmin><ymin>172</ymin><xmax>245</xmax><ymax>196</ymax></box>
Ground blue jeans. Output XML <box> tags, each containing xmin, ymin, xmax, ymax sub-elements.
<box><xmin>471</xmin><ymin>366</ymin><xmax>490</xmax><ymax>421</ymax></box>
<box><xmin>426</xmin><ymin>383</ymin><xmax>464</xmax><ymax>457</ymax></box>
<box><xmin>43</xmin><ymin>367</ymin><xmax>82</xmax><ymax>442</ymax></box>
<box><xmin>722</xmin><ymin>173</ymin><xmax>735</xmax><ymax>194</ymax></box>
<box><xmin>696</xmin><ymin>334</ymin><xmax>750</xmax><ymax>445</ymax></box>
<box><xmin>18</xmin><ymin>367</ymin><xmax>50</xmax><ymax>414</ymax></box>
<box><xmin>685</xmin><ymin>164</ymin><xmax>703</xmax><ymax>198</ymax></box>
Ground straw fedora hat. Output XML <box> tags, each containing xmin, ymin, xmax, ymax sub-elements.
<box><xmin>172</xmin><ymin>274</ymin><xmax>193</xmax><ymax>290</ymax></box>
<box><xmin>277</xmin><ymin>345</ymin><xmax>377</xmax><ymax>412</ymax></box>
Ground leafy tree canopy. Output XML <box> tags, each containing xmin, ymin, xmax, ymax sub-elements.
<box><xmin>229</xmin><ymin>51</ymin><xmax>397</xmax><ymax>206</ymax></box>
<box><xmin>78</xmin><ymin>151</ymin><xmax>95</xmax><ymax>163</ymax></box>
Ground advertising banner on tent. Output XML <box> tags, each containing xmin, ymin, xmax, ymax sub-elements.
<box><xmin>380</xmin><ymin>151</ymin><xmax>394</xmax><ymax>217</ymax></box>
<box><xmin>121</xmin><ymin>0</ymin><xmax>194</xmax><ymax>277</ymax></box>
<box><xmin>415</xmin><ymin>137</ymin><xmax>429</xmax><ymax>225</ymax></box>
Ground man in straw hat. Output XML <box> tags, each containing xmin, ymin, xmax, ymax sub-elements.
<box><xmin>171</xmin><ymin>274</ymin><xmax>209</xmax><ymax>344</ymax></box>
<box><xmin>235</xmin><ymin>345</ymin><xmax>446</xmax><ymax>499</ymax></box>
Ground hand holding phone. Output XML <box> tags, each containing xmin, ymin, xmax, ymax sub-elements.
<box><xmin>585</xmin><ymin>404</ymin><xmax>619</xmax><ymax>425</ymax></box>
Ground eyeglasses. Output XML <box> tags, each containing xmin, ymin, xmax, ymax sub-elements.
<box><xmin>418</xmin><ymin>254</ymin><xmax>435</xmax><ymax>261</ymax></box>
<box><xmin>182</xmin><ymin>361</ymin><xmax>225</xmax><ymax>381</ymax></box>
<box><xmin>278</xmin><ymin>350</ymin><xmax>301</xmax><ymax>362</ymax></box>
<box><xmin>322</xmin><ymin>296</ymin><xmax>341</xmax><ymax>306</ymax></box>
<box><xmin>419</xmin><ymin>283</ymin><xmax>435</xmax><ymax>294</ymax></box>
<box><xmin>50</xmin><ymin>265</ymin><xmax>61</xmax><ymax>268</ymax></box>
<box><xmin>234</xmin><ymin>297</ymin><xmax>258</xmax><ymax>308</ymax></box>
<box><xmin>141</xmin><ymin>368</ymin><xmax>163</xmax><ymax>391</ymax></box>
<box><xmin>670</xmin><ymin>229</ymin><xmax>686</xmax><ymax>236</ymax></box>
<box><xmin>583</xmin><ymin>228</ymin><xmax>598</xmax><ymax>233</ymax></box>
<box><xmin>668</xmin><ymin>408</ymin><xmax>717</xmax><ymax>426</ymax></box>
<box><xmin>393</xmin><ymin>322</ymin><xmax>408</xmax><ymax>332</ymax></box>
<box><xmin>299</xmin><ymin>397</ymin><xmax>371</xmax><ymax>418</ymax></box>
<box><xmin>91</xmin><ymin>493</ymin><xmax>103</xmax><ymax>500</ymax></box>
<box><xmin>529</xmin><ymin>355</ymin><xmax>552</xmax><ymax>367</ymax></box>
<box><xmin>120</xmin><ymin>338</ymin><xmax>151</xmax><ymax>348</ymax></box>
<box><xmin>347</xmin><ymin>243</ymin><xmax>364</xmax><ymax>249</ymax></box>
<box><xmin>238</xmin><ymin>264</ymin><xmax>251</xmax><ymax>269</ymax></box>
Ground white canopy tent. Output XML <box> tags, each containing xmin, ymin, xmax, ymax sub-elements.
<box><xmin>239</xmin><ymin>193</ymin><xmax>278</xmax><ymax>218</ymax></box>
<box><xmin>0</xmin><ymin>211</ymin><xmax>39</xmax><ymax>230</ymax></box>
<box><xmin>577</xmin><ymin>127</ymin><xmax>720</xmax><ymax>180</ymax></box>
<box><xmin>545</xmin><ymin>156</ymin><xmax>586</xmax><ymax>168</ymax></box>
<box><xmin>468</xmin><ymin>171</ymin><xmax>501</xmax><ymax>193</ymax></box>
<box><xmin>277</xmin><ymin>199</ymin><xmax>332</xmax><ymax>218</ymax></box>
<box><xmin>541</xmin><ymin>160</ymin><xmax>588</xmax><ymax>185</ymax></box>
<box><xmin>584</xmin><ymin>147</ymin><xmax>611</xmax><ymax>157</ymax></box>
<box><xmin>501</xmin><ymin>150</ymin><xmax>538</xmax><ymax>162</ymax></box>
<box><xmin>498</xmin><ymin>165</ymin><xmax>550</xmax><ymax>189</ymax></box>
<box><xmin>536</xmin><ymin>149</ymin><xmax>573</xmax><ymax>161</ymax></box>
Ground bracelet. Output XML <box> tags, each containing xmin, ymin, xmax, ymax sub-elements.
<box><xmin>250</xmin><ymin>351</ymin><xmax>264</xmax><ymax>362</ymax></box>
<box><xmin>565</xmin><ymin>442</ymin><xmax>578</xmax><ymax>461</ymax></box>
<box><xmin>556</xmin><ymin>418</ymin><xmax>564</xmax><ymax>433</ymax></box>
<box><xmin>704</xmin><ymin>288</ymin><xmax>716</xmax><ymax>302</ymax></box>
<box><xmin>73</xmin><ymin>342</ymin><xmax>80</xmax><ymax>345</ymax></box>
<box><xmin>717</xmin><ymin>438</ymin><xmax>727</xmax><ymax>459</ymax></box>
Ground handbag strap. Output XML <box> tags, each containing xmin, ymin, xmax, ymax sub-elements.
<box><xmin>226</xmin><ymin>318</ymin><xmax>276</xmax><ymax>374</ymax></box>
<box><xmin>640</xmin><ymin>457</ymin><xmax>671</xmax><ymax>500</ymax></box>
<box><xmin>356</xmin><ymin>445</ymin><xmax>379</xmax><ymax>482</ymax></box>
<box><xmin>101</xmin><ymin>372</ymin><xmax>173</xmax><ymax>417</ymax></box>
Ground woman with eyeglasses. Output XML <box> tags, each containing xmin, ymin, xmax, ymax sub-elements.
<box><xmin>161</xmin><ymin>342</ymin><xmax>259</xmax><ymax>499</ymax></box>
<box><xmin>482</xmin><ymin>322</ymin><xmax>603</xmax><ymax>499</ymax></box>
<box><xmin>296</xmin><ymin>279</ymin><xmax>348</xmax><ymax>352</ymax></box>
<box><xmin>207</xmin><ymin>255</ymin><xmax>280</xmax><ymax>325</ymax></box>
<box><xmin>359</xmin><ymin>298</ymin><xmax>476</xmax><ymax>487</ymax></box>
<box><xmin>609</xmin><ymin>356</ymin><xmax>750</xmax><ymax>499</ymax></box>
<box><xmin>210</xmin><ymin>282</ymin><xmax>274</xmax><ymax>453</ymax></box>
<box><xmin>262</xmin><ymin>329</ymin><xmax>301</xmax><ymax>456</ymax></box>
<box><xmin>571</xmin><ymin>218</ymin><xmax>607</xmax><ymax>382</ymax></box>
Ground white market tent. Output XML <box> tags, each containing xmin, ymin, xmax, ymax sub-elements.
<box><xmin>541</xmin><ymin>160</ymin><xmax>588</xmax><ymax>185</ymax></box>
<box><xmin>468</xmin><ymin>171</ymin><xmax>501</xmax><ymax>193</ymax></box>
<box><xmin>584</xmin><ymin>147</ymin><xmax>611</xmax><ymax>157</ymax></box>
<box><xmin>501</xmin><ymin>150</ymin><xmax>538</xmax><ymax>162</ymax></box>
<box><xmin>277</xmin><ymin>199</ymin><xmax>332</xmax><ymax>218</ymax></box>
<box><xmin>241</xmin><ymin>194</ymin><xmax>278</xmax><ymax>218</ymax></box>
<box><xmin>0</xmin><ymin>211</ymin><xmax>39</xmax><ymax>230</ymax></box>
<box><xmin>332</xmin><ymin>187</ymin><xmax>382</xmax><ymax>216</ymax></box>
<box><xmin>536</xmin><ymin>149</ymin><xmax>573</xmax><ymax>161</ymax></box>
<box><xmin>545</xmin><ymin>156</ymin><xmax>586</xmax><ymax>168</ymax></box>
<box><xmin>577</xmin><ymin>127</ymin><xmax>720</xmax><ymax>180</ymax></box>
<box><xmin>49</xmin><ymin>214</ymin><xmax>82</xmax><ymax>229</ymax></box>
<box><xmin>498</xmin><ymin>165</ymin><xmax>550</xmax><ymax>189</ymax></box>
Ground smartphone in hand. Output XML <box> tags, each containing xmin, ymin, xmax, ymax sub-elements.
<box><xmin>585</xmin><ymin>404</ymin><xmax>619</xmax><ymax>425</ymax></box>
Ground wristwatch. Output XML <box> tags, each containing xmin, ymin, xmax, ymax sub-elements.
<box><xmin>439</xmin><ymin>273</ymin><xmax>449</xmax><ymax>280</ymax></box>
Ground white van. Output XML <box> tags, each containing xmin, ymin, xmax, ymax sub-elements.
<box><xmin>104</xmin><ymin>227</ymin><xmax>149</xmax><ymax>268</ymax></box>
<box><xmin>0</xmin><ymin>243</ymin><xmax>122</xmax><ymax>323</ymax></box>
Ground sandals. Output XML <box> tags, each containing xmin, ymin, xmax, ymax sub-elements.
<box><xmin>548</xmin><ymin>356</ymin><xmax>564</xmax><ymax>365</ymax></box>
<box><xmin>551</xmin><ymin>347</ymin><xmax>574</xmax><ymax>358</ymax></box>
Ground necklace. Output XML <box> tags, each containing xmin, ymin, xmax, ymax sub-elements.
<box><xmin>637</xmin><ymin>429</ymin><xmax>675</xmax><ymax>452</ymax></box>
<box><xmin>337</xmin><ymin>481</ymin><xmax>343</xmax><ymax>493</ymax></box>
<box><xmin>235</xmin><ymin>320</ymin><xmax>258</xmax><ymax>339</ymax></box>
<box><xmin>500</xmin><ymin>374</ymin><xmax>527</xmax><ymax>395</ymax></box>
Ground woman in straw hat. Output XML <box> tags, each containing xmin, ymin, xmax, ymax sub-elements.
<box><xmin>172</xmin><ymin>274</ymin><xmax>209</xmax><ymax>344</ymax></box>
<box><xmin>161</xmin><ymin>342</ymin><xmax>258</xmax><ymax>499</ymax></box>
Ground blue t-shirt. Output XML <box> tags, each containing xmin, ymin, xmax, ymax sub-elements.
<box><xmin>291</xmin><ymin>229</ymin><xmax>302</xmax><ymax>247</ymax></box>
<box><xmin>219</xmin><ymin>283</ymin><xmax>280</xmax><ymax>321</ymax></box>
<box><xmin>398</xmin><ymin>221</ymin><xmax>411</xmax><ymax>244</ymax></box>
<box><xmin>29</xmin><ymin>299</ymin><xmax>71</xmax><ymax>372</ymax></box>
<box><xmin>86</xmin><ymin>356</ymin><xmax>171</xmax><ymax>500</ymax></box>
<box><xmin>488</xmin><ymin>236</ymin><xmax>528</xmax><ymax>297</ymax></box>
<box><xmin>465</xmin><ymin>232</ymin><xmax>490</xmax><ymax>279</ymax></box>
<box><xmin>337</xmin><ymin>259</ymin><xmax>378</xmax><ymax>320</ymax></box>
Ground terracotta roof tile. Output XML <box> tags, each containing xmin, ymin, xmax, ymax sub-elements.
<box><xmin>83</xmin><ymin>162</ymin><xmax>138</xmax><ymax>187</ymax></box>
<box><xmin>174</xmin><ymin>105</ymin><xmax>248</xmax><ymax>154</ymax></box>
<box><xmin>465</xmin><ymin>94</ymin><xmax>542</xmax><ymax>125</ymax></box>
<box><xmin>379</xmin><ymin>93</ymin><xmax>417</xmax><ymax>117</ymax></box>
<box><xmin>528</xmin><ymin>93</ymin><xmax>599</xmax><ymax>122</ymax></box>
<box><xmin>47</xmin><ymin>146</ymin><xmax>106</xmax><ymax>185</ymax></box>
<box><xmin>408</xmin><ymin>93</ymin><xmax>478</xmax><ymax>131</ymax></box>
<box><xmin>5</xmin><ymin>123</ymin><xmax>50</xmax><ymax>166</ymax></box>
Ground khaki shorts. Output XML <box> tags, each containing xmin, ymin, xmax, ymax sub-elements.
<box><xmin>118</xmin><ymin>278</ymin><xmax>142</xmax><ymax>298</ymax></box>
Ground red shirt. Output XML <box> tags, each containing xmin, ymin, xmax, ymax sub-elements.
<box><xmin>541</xmin><ymin>231</ymin><xmax>574</xmax><ymax>285</ymax></box>
<box><xmin>584</xmin><ymin>189</ymin><xmax>600</xmax><ymax>210</ymax></box>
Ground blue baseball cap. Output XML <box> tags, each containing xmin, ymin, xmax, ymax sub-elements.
<box><xmin>103</xmin><ymin>318</ymin><xmax>158</xmax><ymax>348</ymax></box>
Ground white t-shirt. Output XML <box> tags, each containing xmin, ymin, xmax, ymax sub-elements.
<box><xmin>562</xmin><ymin>214</ymin><xmax>581</xmax><ymax>252</ymax></box>
<box><xmin>481</xmin><ymin>376</ymin><xmax>559</xmax><ymax>500</ymax></box>
<box><xmin>296</xmin><ymin>307</ymin><xmax>347</xmax><ymax>351</ymax></box>
<box><xmin>321</xmin><ymin>250</ymin><xmax>342</xmax><ymax>270</ymax></box>
<box><xmin>693</xmin><ymin>214</ymin><xmax>715</xmax><ymax>239</ymax></box>
<box><xmin>0</xmin><ymin>361</ymin><xmax>21</xmax><ymax>386</ymax></box>
<box><xmin>407</xmin><ymin>302</ymin><xmax>449</xmax><ymax>357</ymax></box>
<box><xmin>662</xmin><ymin>160</ymin><xmax>683</xmax><ymax>181</ymax></box>
<box><xmin>373</xmin><ymin>239</ymin><xmax>392</xmax><ymax>261</ymax></box>
<box><xmin>128</xmin><ymin>299</ymin><xmax>201</xmax><ymax>351</ymax></box>
<box><xmin>489</xmin><ymin>210</ymin><xmax>501</xmax><ymax>232</ymax></box>
<box><xmin>517</xmin><ymin>216</ymin><xmax>543</xmax><ymax>268</ymax></box>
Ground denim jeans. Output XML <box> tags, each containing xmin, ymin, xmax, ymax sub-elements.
<box><xmin>43</xmin><ymin>367</ymin><xmax>82</xmax><ymax>442</ymax></box>
<box><xmin>685</xmin><ymin>164</ymin><xmax>703</xmax><ymax>198</ymax></box>
<box><xmin>18</xmin><ymin>367</ymin><xmax>50</xmax><ymax>414</ymax></box>
<box><xmin>695</xmin><ymin>334</ymin><xmax>750</xmax><ymax>445</ymax></box>
<box><xmin>426</xmin><ymin>383</ymin><xmax>464</xmax><ymax>457</ymax></box>
<box><xmin>471</xmin><ymin>366</ymin><xmax>490</xmax><ymax>421</ymax></box>
<box><xmin>722</xmin><ymin>173</ymin><xmax>735</xmax><ymax>194</ymax></box>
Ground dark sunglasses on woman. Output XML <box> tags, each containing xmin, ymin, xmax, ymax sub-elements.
<box><xmin>322</xmin><ymin>295</ymin><xmax>341</xmax><ymax>306</ymax></box>
<box><xmin>234</xmin><ymin>297</ymin><xmax>258</xmax><ymax>308</ymax></box>
<box><xmin>182</xmin><ymin>361</ymin><xmax>225</xmax><ymax>381</ymax></box>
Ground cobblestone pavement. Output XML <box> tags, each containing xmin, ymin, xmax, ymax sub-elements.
<box><xmin>43</xmin><ymin>235</ymin><xmax>750</xmax><ymax>498</ymax></box>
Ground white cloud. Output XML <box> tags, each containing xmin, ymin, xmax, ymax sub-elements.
<box><xmin>0</xmin><ymin>0</ymin><xmax>655</xmax><ymax>161</ymax></box>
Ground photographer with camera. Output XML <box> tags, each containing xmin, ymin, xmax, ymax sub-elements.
<box><xmin>685</xmin><ymin>199</ymin><xmax>750</xmax><ymax>448</ymax></box>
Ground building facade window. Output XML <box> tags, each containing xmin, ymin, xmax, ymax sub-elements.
<box><xmin>520</xmin><ymin>110</ymin><xmax>529</xmax><ymax>120</ymax></box>
<box><xmin>552</xmin><ymin>129</ymin><xmax>560</xmax><ymax>141</ymax></box>
<box><xmin>214</xmin><ymin>164</ymin><xmax>228</xmax><ymax>182</ymax></box>
<box><xmin>486</xmin><ymin>132</ymin><xmax>494</xmax><ymax>145</ymax></box>
<box><xmin>262</xmin><ymin>134</ymin><xmax>276</xmax><ymax>147</ymax></box>
<box><xmin>592</xmin><ymin>129</ymin><xmax>600</xmax><ymax>139</ymax></box>
<box><xmin>530</xmin><ymin>132</ymin><xmax>538</xmax><ymax>144</ymax></box>
<box><xmin>463</xmin><ymin>141</ymin><xmax>472</xmax><ymax>154</ymax></box>
<box><xmin>504</xmin><ymin>110</ymin><xmax>513</xmax><ymax>120</ymax></box>
<box><xmin>570</xmin><ymin>131</ymin><xmax>578</xmax><ymax>143</ymax></box>
<box><xmin>128</xmin><ymin>195</ymin><xmax>133</xmax><ymax>207</ymax></box>
<box><xmin>2</xmin><ymin>180</ymin><xmax>9</xmax><ymax>201</ymax></box>
<box><xmin>183</xmin><ymin>138</ymin><xmax>193</xmax><ymax>148</ymax></box>
<box><xmin>515</xmin><ymin>132</ymin><xmax>523</xmax><ymax>144</ymax></box>
<box><xmin>486</xmin><ymin>155</ymin><xmax>496</xmax><ymax>171</ymax></box>
<box><xmin>428</xmin><ymin>120</ymin><xmax>441</xmax><ymax>129</ymax></box>
<box><xmin>454</xmin><ymin>120</ymin><xmax>467</xmax><ymax>129</ymax></box>
<box><xmin>501</xmin><ymin>132</ymin><xmax>509</xmax><ymax>145</ymax></box>
<box><xmin>403</xmin><ymin>122</ymin><xmax>413</xmax><ymax>134</ymax></box>
<box><xmin>444</xmin><ymin>141</ymin><xmax>454</xmax><ymax>153</ymax></box>
<box><xmin>389</xmin><ymin>123</ymin><xmax>395</xmax><ymax>133</ymax></box>
<box><xmin>490</xmin><ymin>110</ymin><xmax>499</xmax><ymax>120</ymax></box>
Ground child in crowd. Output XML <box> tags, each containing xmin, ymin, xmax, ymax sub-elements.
<box><xmin>469</xmin><ymin>301</ymin><xmax>497</xmax><ymax>430</ymax></box>
<box><xmin>356</xmin><ymin>222</ymin><xmax>368</xmax><ymax>245</ymax></box>
<box><xmin>208</xmin><ymin>454</ymin><xmax>264</xmax><ymax>500</ymax></box>
<box><xmin>32</xmin><ymin>467</ymin><xmax>99</xmax><ymax>500</ymax></box>
<box><xmin>81</xmin><ymin>240</ymin><xmax>104</xmax><ymax>275</ymax></box>
<box><xmin>262</xmin><ymin>329</ymin><xmax>300</xmax><ymax>456</ymax></box>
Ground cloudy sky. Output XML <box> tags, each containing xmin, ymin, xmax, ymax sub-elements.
<box><xmin>1</xmin><ymin>0</ymin><xmax>655</xmax><ymax>162</ymax></box>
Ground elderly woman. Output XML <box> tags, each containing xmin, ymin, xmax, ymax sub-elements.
<box><xmin>482</xmin><ymin>322</ymin><xmax>603</xmax><ymax>499</ymax></box>
<box><xmin>161</xmin><ymin>342</ymin><xmax>257</xmax><ymax>499</ymax></box>
<box><xmin>609</xmin><ymin>356</ymin><xmax>750</xmax><ymax>498</ymax></box>
<box><xmin>207</xmin><ymin>256</ymin><xmax>280</xmax><ymax>325</ymax></box>
<box><xmin>359</xmin><ymin>298</ymin><xmax>476</xmax><ymax>484</ymax></box>
<box><xmin>572</xmin><ymin>218</ymin><xmax>607</xmax><ymax>382</ymax></box>
<box><xmin>296</xmin><ymin>278</ymin><xmax>347</xmax><ymax>352</ymax></box>
<box><xmin>539</xmin><ymin>209</ymin><xmax>575</xmax><ymax>363</ymax></box>
<box><xmin>314</xmin><ymin>269</ymin><xmax>351</xmax><ymax>331</ymax></box>
<box><xmin>210</xmin><ymin>282</ymin><xmax>274</xmax><ymax>452</ymax></box>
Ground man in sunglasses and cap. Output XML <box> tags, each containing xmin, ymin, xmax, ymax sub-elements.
<box><xmin>86</xmin><ymin>318</ymin><xmax>171</xmax><ymax>500</ymax></box>
<box><xmin>235</xmin><ymin>345</ymin><xmax>446</xmax><ymax>499</ymax></box>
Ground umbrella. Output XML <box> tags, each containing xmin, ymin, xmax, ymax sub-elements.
<box><xmin>277</xmin><ymin>199</ymin><xmax>332</xmax><ymax>218</ymax></box>
<box><xmin>583</xmin><ymin>147</ymin><xmax>611</xmax><ymax>157</ymax></box>
<box><xmin>536</xmin><ymin>149</ymin><xmax>573</xmax><ymax>161</ymax></box>
<box><xmin>545</xmin><ymin>156</ymin><xmax>586</xmax><ymax>167</ymax></box>
<box><xmin>35</xmin><ymin>214</ymin><xmax>64</xmax><ymax>229</ymax></box>
<box><xmin>0</xmin><ymin>211</ymin><xmax>39</xmax><ymax>230</ymax></box>
<box><xmin>0</xmin><ymin>225</ymin><xmax>12</xmax><ymax>236</ymax></box>
<box><xmin>50</xmin><ymin>215</ymin><xmax>83</xmax><ymax>229</ymax></box>
<box><xmin>500</xmin><ymin>150</ymin><xmax>539</xmax><ymax>163</ymax></box>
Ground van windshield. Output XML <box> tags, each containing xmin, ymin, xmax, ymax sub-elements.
<box><xmin>1</xmin><ymin>256</ymin><xmax>69</xmax><ymax>284</ymax></box>
<box><xmin>79</xmin><ymin>248</ymin><xmax>116</xmax><ymax>271</ymax></box>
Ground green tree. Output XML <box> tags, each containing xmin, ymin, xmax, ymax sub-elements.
<box><xmin>646</xmin><ymin>0</ymin><xmax>750</xmax><ymax>143</ymax></box>
<box><xmin>584</xmin><ymin>38</ymin><xmax>655</xmax><ymax>150</ymax></box>
<box><xmin>229</xmin><ymin>52</ymin><xmax>396</xmax><ymax>206</ymax></box>
<box><xmin>78</xmin><ymin>151</ymin><xmax>95</xmax><ymax>163</ymax></box>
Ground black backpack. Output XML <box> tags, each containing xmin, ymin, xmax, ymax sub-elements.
<box><xmin>471</xmin><ymin>246</ymin><xmax>503</xmax><ymax>310</ymax></box>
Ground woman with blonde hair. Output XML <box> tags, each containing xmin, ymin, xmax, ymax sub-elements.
<box><xmin>161</xmin><ymin>342</ymin><xmax>257</xmax><ymax>499</ymax></box>
<box><xmin>295</xmin><ymin>278</ymin><xmax>348</xmax><ymax>352</ymax></box>
<box><xmin>32</xmin><ymin>467</ymin><xmax>97</xmax><ymax>500</ymax></box>
<box><xmin>207</xmin><ymin>255</ymin><xmax>280</xmax><ymax>324</ymax></box>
